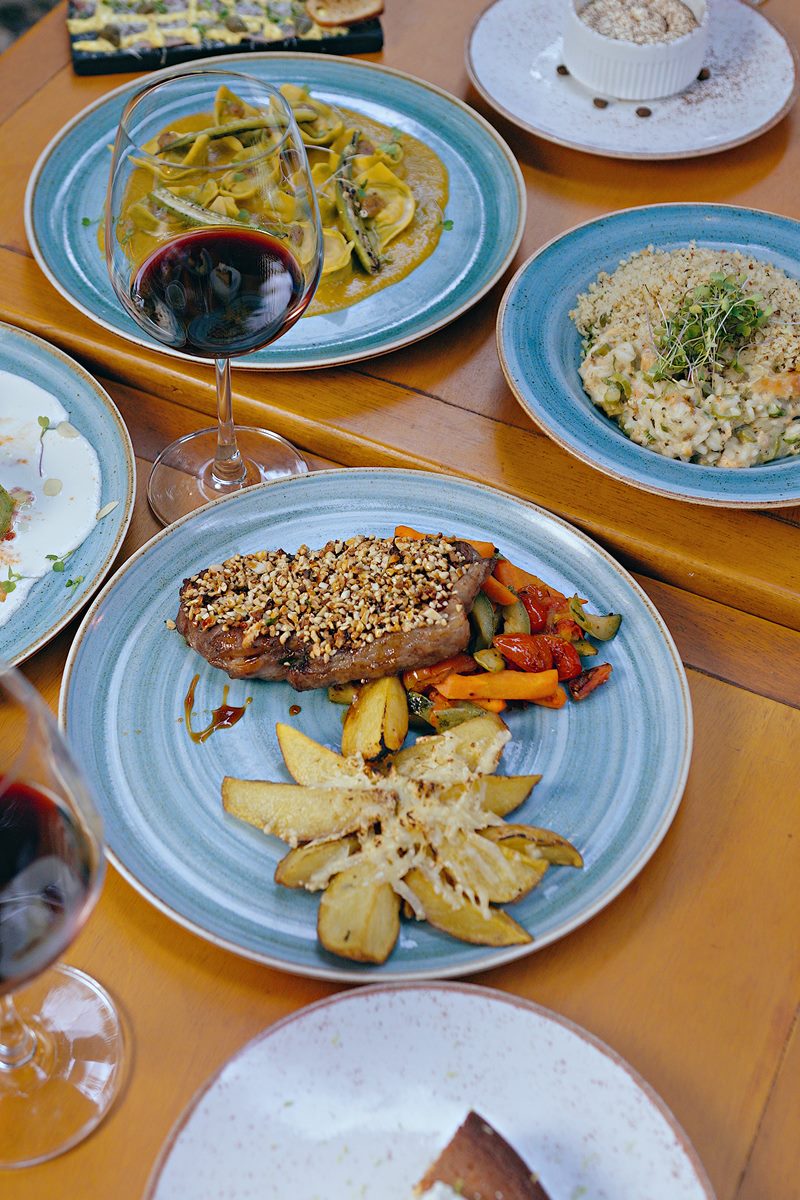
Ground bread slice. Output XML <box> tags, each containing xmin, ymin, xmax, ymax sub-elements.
<box><xmin>415</xmin><ymin>1111</ymin><xmax>549</xmax><ymax>1200</ymax></box>
<box><xmin>306</xmin><ymin>0</ymin><xmax>384</xmax><ymax>27</ymax></box>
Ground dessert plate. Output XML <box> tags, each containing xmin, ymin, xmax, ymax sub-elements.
<box><xmin>497</xmin><ymin>202</ymin><xmax>800</xmax><ymax>507</ymax></box>
<box><xmin>0</xmin><ymin>322</ymin><xmax>134</xmax><ymax>666</ymax></box>
<box><xmin>467</xmin><ymin>0</ymin><xmax>798</xmax><ymax>160</ymax></box>
<box><xmin>60</xmin><ymin>468</ymin><xmax>691</xmax><ymax>982</ymax></box>
<box><xmin>25</xmin><ymin>53</ymin><xmax>525</xmax><ymax>370</ymax></box>
<box><xmin>146</xmin><ymin>983</ymin><xmax>714</xmax><ymax>1199</ymax></box>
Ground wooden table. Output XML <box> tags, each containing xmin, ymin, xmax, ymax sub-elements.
<box><xmin>2</xmin><ymin>2</ymin><xmax>799</xmax><ymax>1197</ymax></box>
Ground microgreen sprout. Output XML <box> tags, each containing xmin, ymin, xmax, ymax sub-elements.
<box><xmin>0</xmin><ymin>567</ymin><xmax>23</xmax><ymax>599</ymax></box>
<box><xmin>46</xmin><ymin>550</ymin><xmax>74</xmax><ymax>574</ymax></box>
<box><xmin>442</xmin><ymin>218</ymin><xmax>454</xmax><ymax>232</ymax></box>
<box><xmin>646</xmin><ymin>274</ymin><xmax>773</xmax><ymax>388</ymax></box>
<box><xmin>37</xmin><ymin>415</ymin><xmax>54</xmax><ymax>477</ymax></box>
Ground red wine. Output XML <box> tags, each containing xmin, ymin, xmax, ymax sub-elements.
<box><xmin>129</xmin><ymin>227</ymin><xmax>307</xmax><ymax>357</ymax></box>
<box><xmin>0</xmin><ymin>779</ymin><xmax>95</xmax><ymax>992</ymax></box>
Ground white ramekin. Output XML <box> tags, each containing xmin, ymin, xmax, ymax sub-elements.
<box><xmin>562</xmin><ymin>0</ymin><xmax>710</xmax><ymax>101</ymax></box>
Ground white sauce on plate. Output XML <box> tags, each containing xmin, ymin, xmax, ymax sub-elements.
<box><xmin>0</xmin><ymin>372</ymin><xmax>101</xmax><ymax>627</ymax></box>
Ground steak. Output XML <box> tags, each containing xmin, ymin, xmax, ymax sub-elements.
<box><xmin>176</xmin><ymin>534</ymin><xmax>494</xmax><ymax>691</ymax></box>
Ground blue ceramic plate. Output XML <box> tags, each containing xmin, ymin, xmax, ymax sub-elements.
<box><xmin>25</xmin><ymin>54</ymin><xmax>525</xmax><ymax>371</ymax></box>
<box><xmin>498</xmin><ymin>204</ymin><xmax>800</xmax><ymax>508</ymax></box>
<box><xmin>60</xmin><ymin>469</ymin><xmax>691</xmax><ymax>983</ymax></box>
<box><xmin>0</xmin><ymin>323</ymin><xmax>134</xmax><ymax>667</ymax></box>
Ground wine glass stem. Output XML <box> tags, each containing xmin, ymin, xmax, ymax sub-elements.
<box><xmin>0</xmin><ymin>996</ymin><xmax>36</xmax><ymax>1070</ymax></box>
<box><xmin>212</xmin><ymin>357</ymin><xmax>247</xmax><ymax>488</ymax></box>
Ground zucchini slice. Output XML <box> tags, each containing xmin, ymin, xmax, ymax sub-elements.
<box><xmin>569</xmin><ymin>595</ymin><xmax>622</xmax><ymax>641</ymax></box>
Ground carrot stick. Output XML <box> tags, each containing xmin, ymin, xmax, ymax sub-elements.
<box><xmin>481</xmin><ymin>576</ymin><xmax>518</xmax><ymax>606</ymax></box>
<box><xmin>394</xmin><ymin>524</ymin><xmax>427</xmax><ymax>540</ymax></box>
<box><xmin>530</xmin><ymin>686</ymin><xmax>568</xmax><ymax>710</ymax></box>
<box><xmin>394</xmin><ymin>525</ymin><xmax>496</xmax><ymax>559</ymax></box>
<box><xmin>438</xmin><ymin>669</ymin><xmax>559</xmax><ymax>702</ymax></box>
<box><xmin>471</xmin><ymin>698</ymin><xmax>508</xmax><ymax>713</ymax></box>
<box><xmin>402</xmin><ymin>653</ymin><xmax>476</xmax><ymax>691</ymax></box>
<box><xmin>494</xmin><ymin>559</ymin><xmax>565</xmax><ymax>601</ymax></box>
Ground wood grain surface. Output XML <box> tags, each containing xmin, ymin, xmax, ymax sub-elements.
<box><xmin>1</xmin><ymin>3</ymin><xmax>799</xmax><ymax>1198</ymax></box>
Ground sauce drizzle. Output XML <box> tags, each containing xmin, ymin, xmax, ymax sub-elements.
<box><xmin>184</xmin><ymin>673</ymin><xmax>252</xmax><ymax>744</ymax></box>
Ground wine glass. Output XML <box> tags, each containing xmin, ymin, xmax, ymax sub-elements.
<box><xmin>106</xmin><ymin>69</ymin><xmax>323</xmax><ymax>526</ymax></box>
<box><xmin>0</xmin><ymin>662</ymin><xmax>125</xmax><ymax>1167</ymax></box>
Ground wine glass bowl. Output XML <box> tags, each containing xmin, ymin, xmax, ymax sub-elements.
<box><xmin>105</xmin><ymin>70</ymin><xmax>323</xmax><ymax>524</ymax></box>
<box><xmin>0</xmin><ymin>663</ymin><xmax>125</xmax><ymax>1167</ymax></box>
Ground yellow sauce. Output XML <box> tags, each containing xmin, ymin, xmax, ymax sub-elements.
<box><xmin>115</xmin><ymin>100</ymin><xmax>448</xmax><ymax>319</ymax></box>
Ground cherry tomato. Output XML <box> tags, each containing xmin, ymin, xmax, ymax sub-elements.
<box><xmin>552</xmin><ymin>617</ymin><xmax>584</xmax><ymax>643</ymax></box>
<box><xmin>493</xmin><ymin>634</ymin><xmax>554</xmax><ymax>673</ymax></box>
<box><xmin>517</xmin><ymin>586</ymin><xmax>549</xmax><ymax>633</ymax></box>
<box><xmin>539</xmin><ymin>635</ymin><xmax>583</xmax><ymax>681</ymax></box>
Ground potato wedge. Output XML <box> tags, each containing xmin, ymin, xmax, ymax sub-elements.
<box><xmin>274</xmin><ymin>836</ymin><xmax>357</xmax><ymax>888</ymax></box>
<box><xmin>481</xmin><ymin>823</ymin><xmax>583</xmax><ymax>867</ymax></box>
<box><xmin>435</xmin><ymin>833</ymin><xmax>545</xmax><ymax>905</ymax></box>
<box><xmin>403</xmin><ymin>868</ymin><xmax>531</xmax><ymax>946</ymax></box>
<box><xmin>222</xmin><ymin>779</ymin><xmax>389</xmax><ymax>843</ymax></box>
<box><xmin>317</xmin><ymin>862</ymin><xmax>400</xmax><ymax>963</ymax></box>
<box><xmin>393</xmin><ymin>714</ymin><xmax>508</xmax><ymax>781</ymax></box>
<box><xmin>276</xmin><ymin>723</ymin><xmax>370</xmax><ymax>787</ymax></box>
<box><xmin>475</xmin><ymin>774</ymin><xmax>542</xmax><ymax>817</ymax></box>
<box><xmin>341</xmin><ymin>676</ymin><xmax>409</xmax><ymax>759</ymax></box>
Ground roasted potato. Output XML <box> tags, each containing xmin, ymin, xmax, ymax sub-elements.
<box><xmin>318</xmin><ymin>862</ymin><xmax>400</xmax><ymax>963</ymax></box>
<box><xmin>276</xmin><ymin>722</ymin><xmax>370</xmax><ymax>787</ymax></box>
<box><xmin>221</xmin><ymin>778</ymin><xmax>390</xmax><ymax>843</ymax></box>
<box><xmin>475</xmin><ymin>774</ymin><xmax>542</xmax><ymax>817</ymax></box>
<box><xmin>274</xmin><ymin>835</ymin><xmax>357</xmax><ymax>888</ymax></box>
<box><xmin>481</xmin><ymin>823</ymin><xmax>583</xmax><ymax>867</ymax></box>
<box><xmin>341</xmin><ymin>676</ymin><xmax>409</xmax><ymax>759</ymax></box>
<box><xmin>403</xmin><ymin>868</ymin><xmax>531</xmax><ymax>947</ymax></box>
<box><xmin>392</xmin><ymin>714</ymin><xmax>508</xmax><ymax>781</ymax></box>
<box><xmin>435</xmin><ymin>832</ymin><xmax>545</xmax><ymax>904</ymax></box>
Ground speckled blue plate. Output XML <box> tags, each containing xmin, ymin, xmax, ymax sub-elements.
<box><xmin>0</xmin><ymin>323</ymin><xmax>134</xmax><ymax>667</ymax></box>
<box><xmin>60</xmin><ymin>469</ymin><xmax>691</xmax><ymax>982</ymax></box>
<box><xmin>498</xmin><ymin>204</ymin><xmax>800</xmax><ymax>508</ymax></box>
<box><xmin>25</xmin><ymin>54</ymin><xmax>525</xmax><ymax>371</ymax></box>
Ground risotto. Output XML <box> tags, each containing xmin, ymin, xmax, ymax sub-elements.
<box><xmin>570</xmin><ymin>245</ymin><xmax>800</xmax><ymax>467</ymax></box>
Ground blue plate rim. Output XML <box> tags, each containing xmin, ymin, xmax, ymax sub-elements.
<box><xmin>58</xmin><ymin>467</ymin><xmax>692</xmax><ymax>984</ymax></box>
<box><xmin>497</xmin><ymin>200</ymin><xmax>800</xmax><ymax>509</ymax></box>
<box><xmin>0</xmin><ymin>320</ymin><xmax>136</xmax><ymax>666</ymax></box>
<box><xmin>24</xmin><ymin>52</ymin><xmax>526</xmax><ymax>372</ymax></box>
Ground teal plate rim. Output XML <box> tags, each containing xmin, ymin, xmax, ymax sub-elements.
<box><xmin>59</xmin><ymin>468</ymin><xmax>693</xmax><ymax>984</ymax></box>
<box><xmin>25</xmin><ymin>52</ymin><xmax>526</xmax><ymax>371</ymax></box>
<box><xmin>0</xmin><ymin>321</ymin><xmax>135</xmax><ymax>667</ymax></box>
<box><xmin>497</xmin><ymin>201</ymin><xmax>800</xmax><ymax>508</ymax></box>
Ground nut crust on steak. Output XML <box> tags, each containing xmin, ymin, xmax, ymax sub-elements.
<box><xmin>176</xmin><ymin>535</ymin><xmax>494</xmax><ymax>691</ymax></box>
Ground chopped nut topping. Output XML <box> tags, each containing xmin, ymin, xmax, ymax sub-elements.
<box><xmin>179</xmin><ymin>536</ymin><xmax>474</xmax><ymax>659</ymax></box>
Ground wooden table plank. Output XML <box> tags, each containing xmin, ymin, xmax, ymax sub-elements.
<box><xmin>1</xmin><ymin>247</ymin><xmax>799</xmax><ymax>633</ymax></box>
<box><xmin>7</xmin><ymin>668</ymin><xmax>798</xmax><ymax>1200</ymax></box>
<box><xmin>1</xmin><ymin>5</ymin><xmax>799</xmax><ymax>1199</ymax></box>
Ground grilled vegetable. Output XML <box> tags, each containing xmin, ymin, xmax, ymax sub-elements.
<box><xmin>335</xmin><ymin>178</ymin><xmax>381</xmax><ymax>273</ymax></box>
<box><xmin>569</xmin><ymin>595</ymin><xmax>622</xmax><ymax>641</ymax></box>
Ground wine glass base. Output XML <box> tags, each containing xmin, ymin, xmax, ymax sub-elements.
<box><xmin>147</xmin><ymin>425</ymin><xmax>308</xmax><ymax>526</ymax></box>
<box><xmin>0</xmin><ymin>964</ymin><xmax>126</xmax><ymax>1168</ymax></box>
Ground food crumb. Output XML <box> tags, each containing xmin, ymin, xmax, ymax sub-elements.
<box><xmin>165</xmin><ymin>618</ymin><xmax>176</xmax><ymax>630</ymax></box>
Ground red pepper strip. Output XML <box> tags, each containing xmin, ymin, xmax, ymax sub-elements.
<box><xmin>567</xmin><ymin>663</ymin><xmax>613</xmax><ymax>700</ymax></box>
<box><xmin>402</xmin><ymin>653</ymin><xmax>477</xmax><ymax>693</ymax></box>
<box><xmin>494</xmin><ymin>560</ymin><xmax>567</xmax><ymax>602</ymax></box>
<box><xmin>482</xmin><ymin>575</ymin><xmax>518</xmax><ymax>606</ymax></box>
<box><xmin>494</xmin><ymin>633</ymin><xmax>553</xmax><ymax>674</ymax></box>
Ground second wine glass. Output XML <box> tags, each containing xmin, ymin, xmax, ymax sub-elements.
<box><xmin>106</xmin><ymin>69</ymin><xmax>323</xmax><ymax>526</ymax></box>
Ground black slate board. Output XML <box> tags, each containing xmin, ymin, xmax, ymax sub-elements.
<box><xmin>68</xmin><ymin>2</ymin><xmax>383</xmax><ymax>76</ymax></box>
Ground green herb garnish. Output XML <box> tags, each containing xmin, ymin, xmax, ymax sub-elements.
<box><xmin>0</xmin><ymin>567</ymin><xmax>23</xmax><ymax>597</ymax></box>
<box><xmin>647</xmin><ymin>273</ymin><xmax>772</xmax><ymax>386</ymax></box>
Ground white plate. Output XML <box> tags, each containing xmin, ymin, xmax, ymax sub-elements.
<box><xmin>467</xmin><ymin>0</ymin><xmax>798</xmax><ymax>160</ymax></box>
<box><xmin>146</xmin><ymin>983</ymin><xmax>715</xmax><ymax>1200</ymax></box>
